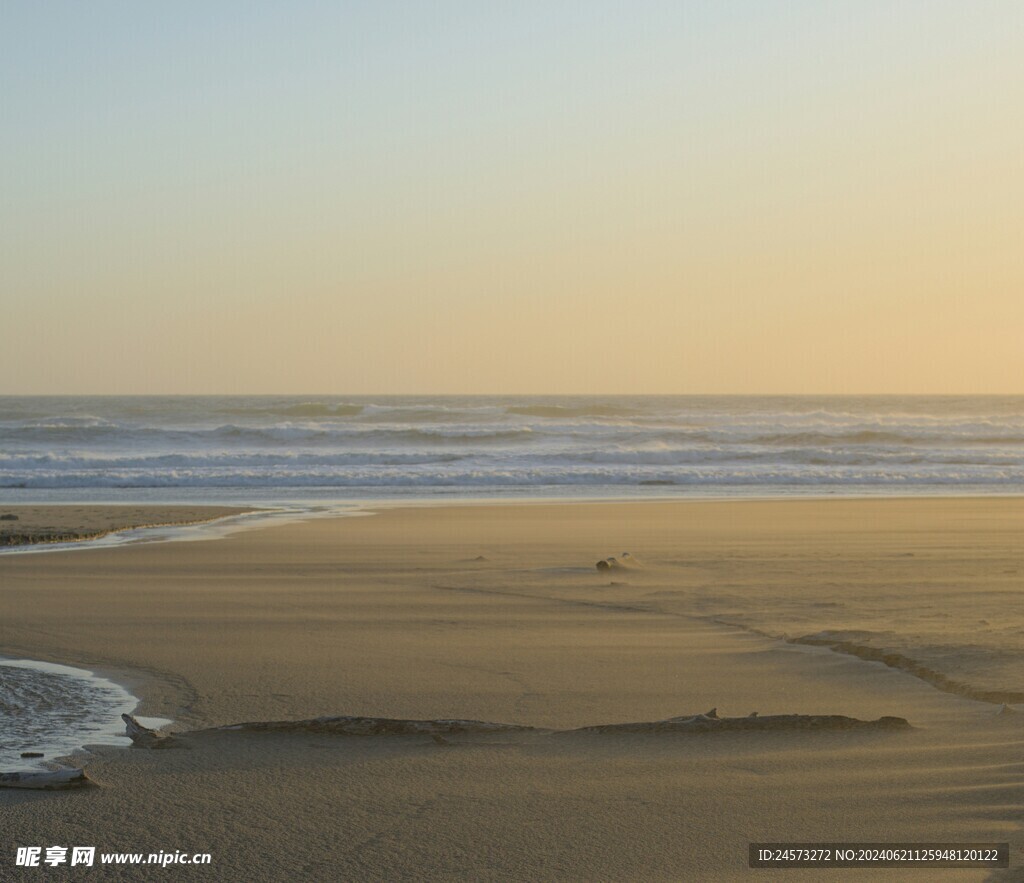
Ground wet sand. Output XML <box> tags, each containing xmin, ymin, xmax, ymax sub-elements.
<box><xmin>1</xmin><ymin>499</ymin><xmax>1022</xmax><ymax>880</ymax></box>
<box><xmin>0</xmin><ymin>505</ymin><xmax>253</xmax><ymax>547</ymax></box>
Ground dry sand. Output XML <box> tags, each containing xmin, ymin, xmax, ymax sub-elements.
<box><xmin>1</xmin><ymin>499</ymin><xmax>1022</xmax><ymax>880</ymax></box>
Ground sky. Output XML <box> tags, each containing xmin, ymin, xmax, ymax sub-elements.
<box><xmin>1</xmin><ymin>1</ymin><xmax>1022</xmax><ymax>394</ymax></box>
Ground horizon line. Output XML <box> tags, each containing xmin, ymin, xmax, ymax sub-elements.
<box><xmin>2</xmin><ymin>392</ymin><xmax>1022</xmax><ymax>399</ymax></box>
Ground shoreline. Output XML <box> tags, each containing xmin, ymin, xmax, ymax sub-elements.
<box><xmin>0</xmin><ymin>656</ymin><xmax>171</xmax><ymax>773</ymax></box>
<box><xmin>4</xmin><ymin>490</ymin><xmax>1024</xmax><ymax>548</ymax></box>
<box><xmin>8</xmin><ymin>488</ymin><xmax>1024</xmax><ymax>506</ymax></box>
<box><xmin>0</xmin><ymin>504</ymin><xmax>260</xmax><ymax>549</ymax></box>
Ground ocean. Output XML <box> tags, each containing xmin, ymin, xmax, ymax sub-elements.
<box><xmin>1</xmin><ymin>395</ymin><xmax>1023</xmax><ymax>503</ymax></box>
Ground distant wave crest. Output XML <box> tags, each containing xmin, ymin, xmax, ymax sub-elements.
<box><xmin>1</xmin><ymin>395</ymin><xmax>1022</xmax><ymax>497</ymax></box>
<box><xmin>506</xmin><ymin>404</ymin><xmax>641</xmax><ymax>419</ymax></box>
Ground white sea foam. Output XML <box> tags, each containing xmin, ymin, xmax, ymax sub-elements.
<box><xmin>0</xmin><ymin>658</ymin><xmax>168</xmax><ymax>771</ymax></box>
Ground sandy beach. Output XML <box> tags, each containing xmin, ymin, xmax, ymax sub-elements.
<box><xmin>1</xmin><ymin>498</ymin><xmax>1022</xmax><ymax>880</ymax></box>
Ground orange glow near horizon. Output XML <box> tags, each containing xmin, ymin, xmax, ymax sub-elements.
<box><xmin>2</xmin><ymin>3</ymin><xmax>1022</xmax><ymax>394</ymax></box>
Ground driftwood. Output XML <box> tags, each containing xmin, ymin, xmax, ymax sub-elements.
<box><xmin>121</xmin><ymin>713</ymin><xmax>180</xmax><ymax>748</ymax></box>
<box><xmin>567</xmin><ymin>708</ymin><xmax>912</xmax><ymax>735</ymax></box>
<box><xmin>120</xmin><ymin>708</ymin><xmax>911</xmax><ymax>750</ymax></box>
<box><xmin>0</xmin><ymin>768</ymin><xmax>93</xmax><ymax>790</ymax></box>
<box><xmin>1</xmin><ymin>710</ymin><xmax>908</xmax><ymax>792</ymax></box>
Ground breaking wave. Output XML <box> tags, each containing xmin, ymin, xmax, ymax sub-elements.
<box><xmin>1</xmin><ymin>395</ymin><xmax>1022</xmax><ymax>498</ymax></box>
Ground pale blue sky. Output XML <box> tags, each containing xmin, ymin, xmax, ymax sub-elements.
<box><xmin>2</xmin><ymin>2</ymin><xmax>1022</xmax><ymax>393</ymax></box>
